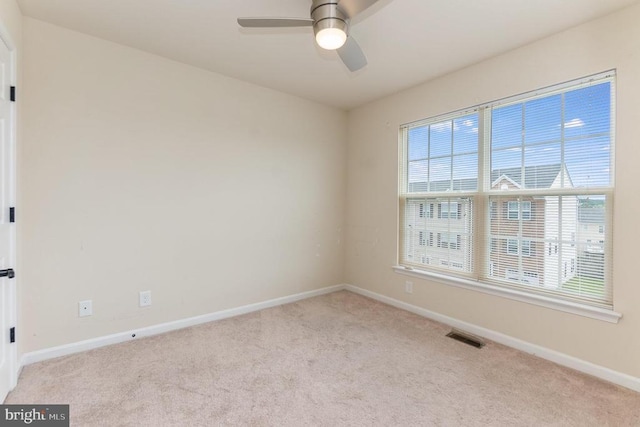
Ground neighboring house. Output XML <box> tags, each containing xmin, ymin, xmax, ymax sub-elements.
<box><xmin>405</xmin><ymin>164</ymin><xmax>578</xmax><ymax>290</ymax></box>
<box><xmin>576</xmin><ymin>203</ymin><xmax>606</xmax><ymax>279</ymax></box>
<box><xmin>405</xmin><ymin>196</ymin><xmax>473</xmax><ymax>272</ymax></box>
<box><xmin>577</xmin><ymin>204</ymin><xmax>605</xmax><ymax>254</ymax></box>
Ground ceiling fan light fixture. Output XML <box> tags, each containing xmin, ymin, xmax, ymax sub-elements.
<box><xmin>311</xmin><ymin>1</ymin><xmax>348</xmax><ymax>50</ymax></box>
<box><xmin>316</xmin><ymin>27</ymin><xmax>347</xmax><ymax>50</ymax></box>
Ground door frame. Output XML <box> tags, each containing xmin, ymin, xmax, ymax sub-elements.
<box><xmin>0</xmin><ymin>18</ymin><xmax>18</xmax><ymax>395</ymax></box>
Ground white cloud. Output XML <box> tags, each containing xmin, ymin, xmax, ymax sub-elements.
<box><xmin>564</xmin><ymin>118</ymin><xmax>585</xmax><ymax>128</ymax></box>
<box><xmin>430</xmin><ymin>122</ymin><xmax>452</xmax><ymax>132</ymax></box>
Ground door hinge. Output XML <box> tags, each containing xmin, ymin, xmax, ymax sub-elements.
<box><xmin>9</xmin><ymin>327</ymin><xmax>15</xmax><ymax>343</ymax></box>
<box><xmin>0</xmin><ymin>269</ymin><xmax>14</xmax><ymax>279</ymax></box>
<box><xmin>10</xmin><ymin>86</ymin><xmax>15</xmax><ymax>102</ymax></box>
<box><xmin>9</xmin><ymin>207</ymin><xmax>14</xmax><ymax>223</ymax></box>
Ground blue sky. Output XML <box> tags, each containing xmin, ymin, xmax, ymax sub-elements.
<box><xmin>408</xmin><ymin>82</ymin><xmax>611</xmax><ymax>189</ymax></box>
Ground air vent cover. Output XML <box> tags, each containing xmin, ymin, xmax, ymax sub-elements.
<box><xmin>446</xmin><ymin>329</ymin><xmax>485</xmax><ymax>348</ymax></box>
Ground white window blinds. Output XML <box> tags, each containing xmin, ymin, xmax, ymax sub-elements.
<box><xmin>400</xmin><ymin>71</ymin><xmax>615</xmax><ymax>309</ymax></box>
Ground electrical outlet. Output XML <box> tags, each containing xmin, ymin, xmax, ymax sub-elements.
<box><xmin>79</xmin><ymin>300</ymin><xmax>92</xmax><ymax>317</ymax></box>
<box><xmin>139</xmin><ymin>290</ymin><xmax>151</xmax><ymax>307</ymax></box>
<box><xmin>405</xmin><ymin>281</ymin><xmax>413</xmax><ymax>294</ymax></box>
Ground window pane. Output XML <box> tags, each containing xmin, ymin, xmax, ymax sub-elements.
<box><xmin>453</xmin><ymin>154</ymin><xmax>478</xmax><ymax>186</ymax></box>
<box><xmin>408</xmin><ymin>160</ymin><xmax>428</xmax><ymax>192</ymax></box>
<box><xmin>453</xmin><ymin>114</ymin><xmax>479</xmax><ymax>154</ymax></box>
<box><xmin>402</xmin><ymin>197</ymin><xmax>473</xmax><ymax>273</ymax></box>
<box><xmin>408</xmin><ymin>127</ymin><xmax>428</xmax><ymax>161</ymax></box>
<box><xmin>524</xmin><ymin>95</ymin><xmax>561</xmax><ymax>144</ymax></box>
<box><xmin>430</xmin><ymin>121</ymin><xmax>452</xmax><ymax>157</ymax></box>
<box><xmin>491</xmin><ymin>81</ymin><xmax>611</xmax><ymax>193</ymax></box>
<box><xmin>491</xmin><ymin>148</ymin><xmax>523</xmax><ymax>188</ymax></box>
<box><xmin>523</xmin><ymin>144</ymin><xmax>562</xmax><ymax>189</ymax></box>
<box><xmin>429</xmin><ymin>157</ymin><xmax>452</xmax><ymax>189</ymax></box>
<box><xmin>487</xmin><ymin>194</ymin><xmax>608</xmax><ymax>301</ymax></box>
<box><xmin>564</xmin><ymin>83</ymin><xmax>611</xmax><ymax>139</ymax></box>
<box><xmin>492</xmin><ymin>104</ymin><xmax>522</xmax><ymax>149</ymax></box>
<box><xmin>570</xmin><ymin>196</ymin><xmax>607</xmax><ymax>299</ymax></box>
<box><xmin>565</xmin><ymin>137</ymin><xmax>610</xmax><ymax>188</ymax></box>
<box><xmin>406</xmin><ymin>113</ymin><xmax>479</xmax><ymax>194</ymax></box>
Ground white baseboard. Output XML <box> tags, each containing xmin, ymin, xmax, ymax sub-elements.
<box><xmin>19</xmin><ymin>283</ymin><xmax>640</xmax><ymax>394</ymax></box>
<box><xmin>345</xmin><ymin>284</ymin><xmax>640</xmax><ymax>393</ymax></box>
<box><xmin>20</xmin><ymin>284</ymin><xmax>346</xmax><ymax>367</ymax></box>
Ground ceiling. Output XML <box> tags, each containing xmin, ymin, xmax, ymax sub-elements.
<box><xmin>16</xmin><ymin>0</ymin><xmax>640</xmax><ymax>110</ymax></box>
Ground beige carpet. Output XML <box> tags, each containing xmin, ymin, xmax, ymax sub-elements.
<box><xmin>6</xmin><ymin>291</ymin><xmax>640</xmax><ymax>426</ymax></box>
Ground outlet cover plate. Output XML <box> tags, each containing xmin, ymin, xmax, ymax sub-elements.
<box><xmin>139</xmin><ymin>290</ymin><xmax>151</xmax><ymax>307</ymax></box>
<box><xmin>405</xmin><ymin>281</ymin><xmax>413</xmax><ymax>294</ymax></box>
<box><xmin>79</xmin><ymin>300</ymin><xmax>92</xmax><ymax>317</ymax></box>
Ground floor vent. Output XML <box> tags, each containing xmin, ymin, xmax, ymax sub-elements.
<box><xmin>446</xmin><ymin>330</ymin><xmax>485</xmax><ymax>349</ymax></box>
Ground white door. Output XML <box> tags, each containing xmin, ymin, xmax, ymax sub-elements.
<box><xmin>0</xmin><ymin>35</ymin><xmax>16</xmax><ymax>403</ymax></box>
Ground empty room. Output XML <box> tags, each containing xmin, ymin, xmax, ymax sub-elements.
<box><xmin>1</xmin><ymin>0</ymin><xmax>639</xmax><ymax>425</ymax></box>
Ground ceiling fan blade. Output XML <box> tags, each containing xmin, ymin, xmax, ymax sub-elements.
<box><xmin>337</xmin><ymin>36</ymin><xmax>367</xmax><ymax>72</ymax></box>
<box><xmin>337</xmin><ymin>0</ymin><xmax>380</xmax><ymax>19</ymax></box>
<box><xmin>237</xmin><ymin>18</ymin><xmax>314</xmax><ymax>28</ymax></box>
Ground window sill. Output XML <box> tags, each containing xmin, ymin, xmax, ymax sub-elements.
<box><xmin>392</xmin><ymin>265</ymin><xmax>622</xmax><ymax>324</ymax></box>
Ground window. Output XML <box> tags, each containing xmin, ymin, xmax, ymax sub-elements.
<box><xmin>507</xmin><ymin>201</ymin><xmax>531</xmax><ymax>220</ymax></box>
<box><xmin>507</xmin><ymin>201</ymin><xmax>519</xmax><ymax>220</ymax></box>
<box><xmin>400</xmin><ymin>72</ymin><xmax>614</xmax><ymax>309</ymax></box>
<box><xmin>439</xmin><ymin>202</ymin><xmax>459</xmax><ymax>219</ymax></box>
<box><xmin>505</xmin><ymin>239</ymin><xmax>532</xmax><ymax>257</ymax></box>
<box><xmin>437</xmin><ymin>232</ymin><xmax>460</xmax><ymax>250</ymax></box>
<box><xmin>418</xmin><ymin>202</ymin><xmax>434</xmax><ymax>219</ymax></box>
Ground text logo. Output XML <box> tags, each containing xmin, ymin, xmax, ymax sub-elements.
<box><xmin>0</xmin><ymin>405</ymin><xmax>69</xmax><ymax>426</ymax></box>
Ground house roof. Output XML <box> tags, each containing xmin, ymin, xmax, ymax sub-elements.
<box><xmin>491</xmin><ymin>164</ymin><xmax>563</xmax><ymax>189</ymax></box>
<box><xmin>408</xmin><ymin>164</ymin><xmax>565</xmax><ymax>192</ymax></box>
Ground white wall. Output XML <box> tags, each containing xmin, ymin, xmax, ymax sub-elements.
<box><xmin>21</xmin><ymin>18</ymin><xmax>347</xmax><ymax>352</ymax></box>
<box><xmin>346</xmin><ymin>4</ymin><xmax>640</xmax><ymax>378</ymax></box>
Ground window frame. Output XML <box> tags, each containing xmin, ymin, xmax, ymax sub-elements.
<box><xmin>396</xmin><ymin>71</ymin><xmax>619</xmax><ymax>321</ymax></box>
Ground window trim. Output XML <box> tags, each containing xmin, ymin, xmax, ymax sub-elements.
<box><xmin>392</xmin><ymin>265</ymin><xmax>621</xmax><ymax>323</ymax></box>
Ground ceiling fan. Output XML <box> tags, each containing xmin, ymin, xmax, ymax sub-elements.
<box><xmin>237</xmin><ymin>0</ymin><xmax>381</xmax><ymax>72</ymax></box>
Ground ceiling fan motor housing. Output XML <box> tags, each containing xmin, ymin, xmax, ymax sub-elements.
<box><xmin>311</xmin><ymin>0</ymin><xmax>348</xmax><ymax>38</ymax></box>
